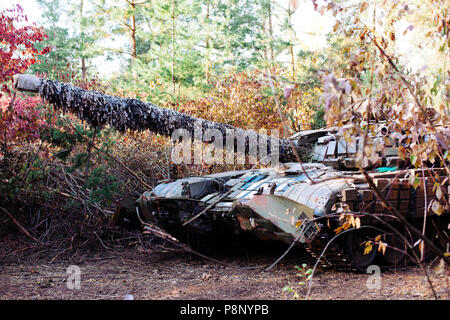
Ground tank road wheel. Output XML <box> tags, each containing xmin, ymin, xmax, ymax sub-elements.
<box><xmin>112</xmin><ymin>199</ymin><xmax>141</xmax><ymax>230</ymax></box>
<box><xmin>340</xmin><ymin>229</ymin><xmax>377</xmax><ymax>272</ymax></box>
<box><xmin>377</xmin><ymin>232</ymin><xmax>407</xmax><ymax>267</ymax></box>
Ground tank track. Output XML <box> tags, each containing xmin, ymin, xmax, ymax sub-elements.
<box><xmin>304</xmin><ymin>232</ymin><xmax>413</xmax><ymax>272</ymax></box>
<box><xmin>304</xmin><ymin>233</ymin><xmax>358</xmax><ymax>272</ymax></box>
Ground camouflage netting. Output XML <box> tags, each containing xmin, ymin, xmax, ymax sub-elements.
<box><xmin>14</xmin><ymin>75</ymin><xmax>292</xmax><ymax>160</ymax></box>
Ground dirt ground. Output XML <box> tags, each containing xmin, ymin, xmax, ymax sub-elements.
<box><xmin>1</xmin><ymin>244</ymin><xmax>448</xmax><ymax>300</ymax></box>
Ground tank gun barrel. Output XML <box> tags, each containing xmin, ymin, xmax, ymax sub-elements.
<box><xmin>13</xmin><ymin>74</ymin><xmax>294</xmax><ymax>161</ymax></box>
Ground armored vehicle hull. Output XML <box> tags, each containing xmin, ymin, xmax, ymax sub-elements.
<box><xmin>133</xmin><ymin>129</ymin><xmax>449</xmax><ymax>271</ymax></box>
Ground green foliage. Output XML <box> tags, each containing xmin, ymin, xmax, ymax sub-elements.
<box><xmin>42</xmin><ymin>113</ymin><xmax>122</xmax><ymax>204</ymax></box>
<box><xmin>282</xmin><ymin>264</ymin><xmax>313</xmax><ymax>300</ymax></box>
<box><xmin>85</xmin><ymin>166</ymin><xmax>120</xmax><ymax>204</ymax></box>
<box><xmin>30</xmin><ymin>1</ymin><xmax>77</xmax><ymax>78</ymax></box>
<box><xmin>30</xmin><ymin>0</ymin><xmax>103</xmax><ymax>80</ymax></box>
<box><xmin>310</xmin><ymin>107</ymin><xmax>325</xmax><ymax>129</ymax></box>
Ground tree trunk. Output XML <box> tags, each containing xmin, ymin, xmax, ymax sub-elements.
<box><xmin>80</xmin><ymin>0</ymin><xmax>86</xmax><ymax>81</ymax></box>
<box><xmin>262</xmin><ymin>18</ymin><xmax>267</xmax><ymax>61</ymax></box>
<box><xmin>130</xmin><ymin>1</ymin><xmax>137</xmax><ymax>64</ymax></box>
<box><xmin>268</xmin><ymin>0</ymin><xmax>274</xmax><ymax>62</ymax></box>
<box><xmin>288</xmin><ymin>2</ymin><xmax>295</xmax><ymax>81</ymax></box>
<box><xmin>171</xmin><ymin>0</ymin><xmax>176</xmax><ymax>96</ymax></box>
<box><xmin>81</xmin><ymin>58</ymin><xmax>86</xmax><ymax>81</ymax></box>
<box><xmin>205</xmin><ymin>0</ymin><xmax>211</xmax><ymax>85</ymax></box>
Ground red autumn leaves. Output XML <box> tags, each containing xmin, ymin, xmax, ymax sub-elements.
<box><xmin>0</xmin><ymin>4</ymin><xmax>50</xmax><ymax>96</ymax></box>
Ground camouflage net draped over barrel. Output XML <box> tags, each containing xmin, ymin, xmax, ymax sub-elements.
<box><xmin>35</xmin><ymin>78</ymin><xmax>292</xmax><ymax>158</ymax></box>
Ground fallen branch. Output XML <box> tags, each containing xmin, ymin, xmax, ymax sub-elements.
<box><xmin>94</xmin><ymin>231</ymin><xmax>113</xmax><ymax>250</ymax></box>
<box><xmin>135</xmin><ymin>206</ymin><xmax>259</xmax><ymax>270</ymax></box>
<box><xmin>182</xmin><ymin>189</ymin><xmax>234</xmax><ymax>226</ymax></box>
<box><xmin>0</xmin><ymin>207</ymin><xmax>39</xmax><ymax>243</ymax></box>
<box><xmin>142</xmin><ymin>224</ymin><xmax>260</xmax><ymax>270</ymax></box>
<box><xmin>70</xmin><ymin>123</ymin><xmax>153</xmax><ymax>190</ymax></box>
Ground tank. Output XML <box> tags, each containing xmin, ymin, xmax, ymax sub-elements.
<box><xmin>14</xmin><ymin>74</ymin><xmax>449</xmax><ymax>271</ymax></box>
<box><xmin>130</xmin><ymin>126</ymin><xmax>449</xmax><ymax>271</ymax></box>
